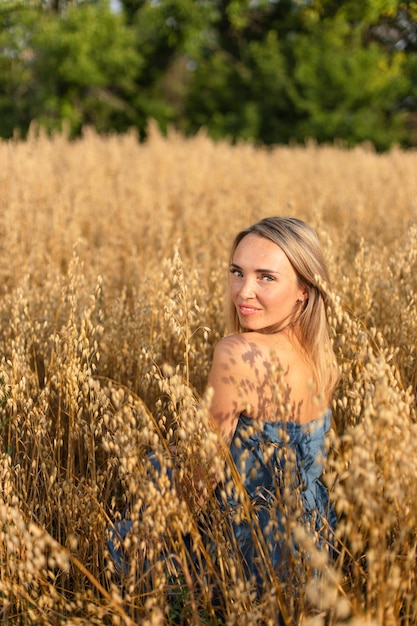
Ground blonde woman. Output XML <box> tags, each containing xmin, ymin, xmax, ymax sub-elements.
<box><xmin>108</xmin><ymin>217</ymin><xmax>338</xmax><ymax>608</ymax></box>
<box><xmin>207</xmin><ymin>216</ymin><xmax>339</xmax><ymax>588</ymax></box>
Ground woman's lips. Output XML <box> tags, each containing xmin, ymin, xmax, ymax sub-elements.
<box><xmin>238</xmin><ymin>304</ymin><xmax>261</xmax><ymax>316</ymax></box>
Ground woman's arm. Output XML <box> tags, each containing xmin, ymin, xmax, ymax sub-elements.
<box><xmin>206</xmin><ymin>336</ymin><xmax>248</xmax><ymax>445</ymax></box>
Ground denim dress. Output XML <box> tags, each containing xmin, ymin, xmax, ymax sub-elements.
<box><xmin>218</xmin><ymin>409</ymin><xmax>336</xmax><ymax>588</ymax></box>
<box><xmin>108</xmin><ymin>410</ymin><xmax>336</xmax><ymax>594</ymax></box>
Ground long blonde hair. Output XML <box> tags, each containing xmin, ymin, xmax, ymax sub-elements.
<box><xmin>226</xmin><ymin>217</ymin><xmax>339</xmax><ymax>401</ymax></box>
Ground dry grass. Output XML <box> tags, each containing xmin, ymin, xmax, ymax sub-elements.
<box><xmin>0</xmin><ymin>124</ymin><xmax>416</xmax><ymax>624</ymax></box>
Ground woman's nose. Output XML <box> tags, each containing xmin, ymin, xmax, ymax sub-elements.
<box><xmin>239</xmin><ymin>277</ymin><xmax>256</xmax><ymax>298</ymax></box>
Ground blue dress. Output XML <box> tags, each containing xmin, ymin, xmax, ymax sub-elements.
<box><xmin>217</xmin><ymin>409</ymin><xmax>336</xmax><ymax>589</ymax></box>
<box><xmin>108</xmin><ymin>410</ymin><xmax>336</xmax><ymax>595</ymax></box>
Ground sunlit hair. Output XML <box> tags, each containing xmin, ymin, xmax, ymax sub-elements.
<box><xmin>226</xmin><ymin>216</ymin><xmax>339</xmax><ymax>402</ymax></box>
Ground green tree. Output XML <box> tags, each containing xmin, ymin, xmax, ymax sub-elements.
<box><xmin>165</xmin><ymin>0</ymin><xmax>411</xmax><ymax>148</ymax></box>
<box><xmin>289</xmin><ymin>14</ymin><xmax>410</xmax><ymax>149</ymax></box>
<box><xmin>123</xmin><ymin>0</ymin><xmax>219</xmax><ymax>133</ymax></box>
<box><xmin>1</xmin><ymin>0</ymin><xmax>417</xmax><ymax>147</ymax></box>
<box><xmin>178</xmin><ymin>0</ymin><xmax>302</xmax><ymax>141</ymax></box>
<box><xmin>0</xmin><ymin>4</ymin><xmax>35</xmax><ymax>137</ymax></box>
<box><xmin>0</xmin><ymin>1</ymin><xmax>143</xmax><ymax>138</ymax></box>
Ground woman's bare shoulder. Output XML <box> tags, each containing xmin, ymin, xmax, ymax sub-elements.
<box><xmin>213</xmin><ymin>333</ymin><xmax>267</xmax><ymax>361</ymax></box>
<box><xmin>216</xmin><ymin>331</ymin><xmax>294</xmax><ymax>354</ymax></box>
<box><xmin>212</xmin><ymin>333</ymin><xmax>289</xmax><ymax>383</ymax></box>
<box><xmin>215</xmin><ymin>333</ymin><xmax>251</xmax><ymax>349</ymax></box>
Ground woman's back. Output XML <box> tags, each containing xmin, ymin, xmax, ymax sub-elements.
<box><xmin>207</xmin><ymin>330</ymin><xmax>328</xmax><ymax>443</ymax></box>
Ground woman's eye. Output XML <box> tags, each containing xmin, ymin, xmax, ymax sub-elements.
<box><xmin>262</xmin><ymin>274</ymin><xmax>274</xmax><ymax>282</ymax></box>
<box><xmin>230</xmin><ymin>268</ymin><xmax>243</xmax><ymax>278</ymax></box>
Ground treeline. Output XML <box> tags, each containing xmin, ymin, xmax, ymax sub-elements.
<box><xmin>1</xmin><ymin>0</ymin><xmax>417</xmax><ymax>150</ymax></box>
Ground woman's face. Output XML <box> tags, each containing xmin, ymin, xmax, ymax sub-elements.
<box><xmin>229</xmin><ymin>233</ymin><xmax>306</xmax><ymax>333</ymax></box>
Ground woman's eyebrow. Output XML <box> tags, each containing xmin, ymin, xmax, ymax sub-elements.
<box><xmin>256</xmin><ymin>268</ymin><xmax>279</xmax><ymax>274</ymax></box>
<box><xmin>230</xmin><ymin>262</ymin><xmax>280</xmax><ymax>274</ymax></box>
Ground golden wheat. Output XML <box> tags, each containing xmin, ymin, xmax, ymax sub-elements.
<box><xmin>0</xmin><ymin>125</ymin><xmax>416</xmax><ymax>624</ymax></box>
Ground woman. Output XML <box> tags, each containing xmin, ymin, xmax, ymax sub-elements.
<box><xmin>209</xmin><ymin>216</ymin><xmax>338</xmax><ymax>437</ymax></box>
<box><xmin>206</xmin><ymin>216</ymin><xmax>339</xmax><ymax>593</ymax></box>
<box><xmin>108</xmin><ymin>216</ymin><xmax>338</xmax><ymax>610</ymax></box>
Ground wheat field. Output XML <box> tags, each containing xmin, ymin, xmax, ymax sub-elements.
<box><xmin>0</xmin><ymin>125</ymin><xmax>416</xmax><ymax>625</ymax></box>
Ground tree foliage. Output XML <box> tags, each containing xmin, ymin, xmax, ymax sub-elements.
<box><xmin>0</xmin><ymin>0</ymin><xmax>142</xmax><ymax>138</ymax></box>
<box><xmin>0</xmin><ymin>0</ymin><xmax>417</xmax><ymax>148</ymax></box>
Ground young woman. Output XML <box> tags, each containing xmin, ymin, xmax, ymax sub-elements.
<box><xmin>108</xmin><ymin>216</ymin><xmax>339</xmax><ymax>611</ymax></box>
<box><xmin>206</xmin><ymin>216</ymin><xmax>339</xmax><ymax>590</ymax></box>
